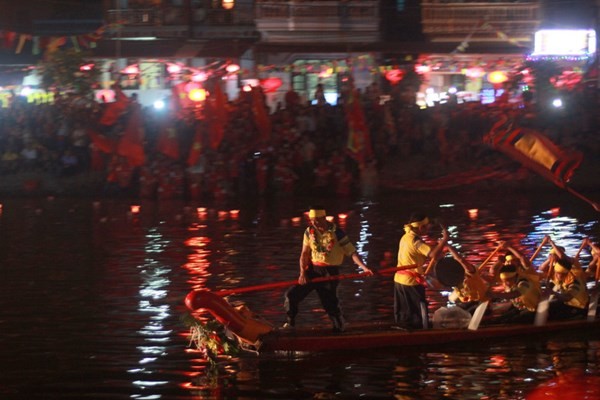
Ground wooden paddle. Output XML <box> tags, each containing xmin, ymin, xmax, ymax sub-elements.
<box><xmin>213</xmin><ymin>265</ymin><xmax>415</xmax><ymax>297</ymax></box>
<box><xmin>534</xmin><ymin>295</ymin><xmax>553</xmax><ymax>326</ymax></box>
<box><xmin>476</xmin><ymin>244</ymin><xmax>502</xmax><ymax>272</ymax></box>
<box><xmin>589</xmin><ymin>266</ymin><xmax>600</xmax><ymax>321</ymax></box>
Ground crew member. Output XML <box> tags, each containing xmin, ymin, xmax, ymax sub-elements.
<box><xmin>546</xmin><ymin>257</ymin><xmax>589</xmax><ymax>320</ymax></box>
<box><xmin>487</xmin><ymin>264</ymin><xmax>542</xmax><ymax>324</ymax></box>
<box><xmin>394</xmin><ymin>213</ymin><xmax>448</xmax><ymax>330</ymax></box>
<box><xmin>284</xmin><ymin>206</ymin><xmax>373</xmax><ymax>332</ymax></box>
<box><xmin>446</xmin><ymin>244</ymin><xmax>490</xmax><ymax>314</ymax></box>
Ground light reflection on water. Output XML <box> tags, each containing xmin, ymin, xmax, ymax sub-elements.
<box><xmin>0</xmin><ymin>192</ymin><xmax>598</xmax><ymax>399</ymax></box>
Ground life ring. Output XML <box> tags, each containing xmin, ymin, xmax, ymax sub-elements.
<box><xmin>185</xmin><ymin>290</ymin><xmax>274</xmax><ymax>345</ymax></box>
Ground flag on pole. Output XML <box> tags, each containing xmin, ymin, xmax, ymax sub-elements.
<box><xmin>99</xmin><ymin>86</ymin><xmax>129</xmax><ymax>126</ymax></box>
<box><xmin>345</xmin><ymin>88</ymin><xmax>373</xmax><ymax>166</ymax></box>
<box><xmin>156</xmin><ymin>121</ymin><xmax>180</xmax><ymax>160</ymax></box>
<box><xmin>251</xmin><ymin>87</ymin><xmax>271</xmax><ymax>142</ymax></box>
<box><xmin>187</xmin><ymin>122</ymin><xmax>204</xmax><ymax>166</ymax></box>
<box><xmin>117</xmin><ymin>103</ymin><xmax>145</xmax><ymax>166</ymax></box>
<box><xmin>207</xmin><ymin>81</ymin><xmax>228</xmax><ymax>150</ymax></box>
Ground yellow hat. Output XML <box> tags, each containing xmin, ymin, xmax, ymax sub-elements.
<box><xmin>308</xmin><ymin>208</ymin><xmax>326</xmax><ymax>219</ymax></box>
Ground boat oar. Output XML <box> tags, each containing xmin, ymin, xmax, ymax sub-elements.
<box><xmin>589</xmin><ymin>267</ymin><xmax>600</xmax><ymax>321</ymax></box>
<box><xmin>476</xmin><ymin>244</ymin><xmax>503</xmax><ymax>272</ymax></box>
<box><xmin>529</xmin><ymin>239</ymin><xmax>547</xmax><ymax>264</ymax></box>
<box><xmin>467</xmin><ymin>300</ymin><xmax>489</xmax><ymax>331</ymax></box>
<box><xmin>534</xmin><ymin>295</ymin><xmax>553</xmax><ymax>326</ymax></box>
<box><xmin>213</xmin><ymin>265</ymin><xmax>415</xmax><ymax>297</ymax></box>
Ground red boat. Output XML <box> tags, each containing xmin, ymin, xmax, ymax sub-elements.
<box><xmin>185</xmin><ymin>289</ymin><xmax>600</xmax><ymax>354</ymax></box>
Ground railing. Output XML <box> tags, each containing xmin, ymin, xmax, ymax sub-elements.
<box><xmin>255</xmin><ymin>1</ymin><xmax>379</xmax><ymax>26</ymax></box>
<box><xmin>106</xmin><ymin>5</ymin><xmax>255</xmax><ymax>27</ymax></box>
<box><xmin>421</xmin><ymin>1</ymin><xmax>541</xmax><ymax>41</ymax></box>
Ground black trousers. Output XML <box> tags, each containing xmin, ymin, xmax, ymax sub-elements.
<box><xmin>394</xmin><ymin>282</ymin><xmax>428</xmax><ymax>329</ymax></box>
<box><xmin>284</xmin><ymin>265</ymin><xmax>342</xmax><ymax>327</ymax></box>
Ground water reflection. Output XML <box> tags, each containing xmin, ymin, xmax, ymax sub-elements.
<box><xmin>0</xmin><ymin>194</ymin><xmax>598</xmax><ymax>399</ymax></box>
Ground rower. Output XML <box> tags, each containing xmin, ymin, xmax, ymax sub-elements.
<box><xmin>486</xmin><ymin>263</ymin><xmax>542</xmax><ymax>325</ymax></box>
<box><xmin>538</xmin><ymin>236</ymin><xmax>583</xmax><ymax>281</ymax></box>
<box><xmin>445</xmin><ymin>244</ymin><xmax>490</xmax><ymax>314</ymax></box>
<box><xmin>545</xmin><ymin>257</ymin><xmax>589</xmax><ymax>321</ymax></box>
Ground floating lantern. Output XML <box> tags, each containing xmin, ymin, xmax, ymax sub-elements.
<box><xmin>385</xmin><ymin>69</ymin><xmax>405</xmax><ymax>85</ymax></box>
<box><xmin>130</xmin><ymin>205</ymin><xmax>141</xmax><ymax>214</ymax></box>
<box><xmin>487</xmin><ymin>71</ymin><xmax>508</xmax><ymax>85</ymax></box>
<box><xmin>260</xmin><ymin>77</ymin><xmax>283</xmax><ymax>93</ymax></box>
<box><xmin>230</xmin><ymin>210</ymin><xmax>240</xmax><ymax>219</ymax></box>
<box><xmin>326</xmin><ymin>215</ymin><xmax>334</xmax><ymax>222</ymax></box>
<box><xmin>291</xmin><ymin>217</ymin><xmax>301</xmax><ymax>226</ymax></box>
<box><xmin>189</xmin><ymin>88</ymin><xmax>207</xmax><ymax>102</ymax></box>
<box><xmin>468</xmin><ymin>208</ymin><xmax>479</xmax><ymax>220</ymax></box>
<box><xmin>222</xmin><ymin>0</ymin><xmax>234</xmax><ymax>10</ymax></box>
<box><xmin>338</xmin><ymin>213</ymin><xmax>348</xmax><ymax>220</ymax></box>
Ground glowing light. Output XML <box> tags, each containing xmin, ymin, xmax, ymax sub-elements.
<box><xmin>415</xmin><ymin>64</ymin><xmax>431</xmax><ymax>74</ymax></box>
<box><xmin>552</xmin><ymin>98</ymin><xmax>563</xmax><ymax>108</ymax></box>
<box><xmin>218</xmin><ymin>210</ymin><xmax>228</xmax><ymax>219</ymax></box>
<box><xmin>122</xmin><ymin>65</ymin><xmax>139</xmax><ymax>75</ymax></box>
<box><xmin>130</xmin><ymin>205</ymin><xmax>141</xmax><ymax>214</ymax></box>
<box><xmin>468</xmin><ymin>208</ymin><xmax>479</xmax><ymax>219</ymax></box>
<box><xmin>153</xmin><ymin>99</ymin><xmax>165</xmax><ymax>110</ymax></box>
<box><xmin>222</xmin><ymin>0</ymin><xmax>235</xmax><ymax>10</ymax></box>
<box><xmin>166</xmin><ymin>63</ymin><xmax>182</xmax><ymax>74</ymax></box>
<box><xmin>385</xmin><ymin>69</ymin><xmax>405</xmax><ymax>84</ymax></box>
<box><xmin>338</xmin><ymin>213</ymin><xmax>348</xmax><ymax>220</ymax></box>
<box><xmin>188</xmin><ymin>88</ymin><xmax>206</xmax><ymax>102</ymax></box>
<box><xmin>487</xmin><ymin>71</ymin><xmax>508</xmax><ymax>84</ymax></box>
<box><xmin>191</xmin><ymin>72</ymin><xmax>208</xmax><ymax>82</ymax></box>
<box><xmin>225</xmin><ymin>63</ymin><xmax>240</xmax><ymax>74</ymax></box>
<box><xmin>80</xmin><ymin>63</ymin><xmax>94</xmax><ymax>71</ymax></box>
<box><xmin>260</xmin><ymin>77</ymin><xmax>283</xmax><ymax>93</ymax></box>
<box><xmin>242</xmin><ymin>84</ymin><xmax>252</xmax><ymax>92</ymax></box>
<box><xmin>291</xmin><ymin>217</ymin><xmax>301</xmax><ymax>226</ymax></box>
<box><xmin>465</xmin><ymin>67</ymin><xmax>485</xmax><ymax>79</ymax></box>
<box><xmin>326</xmin><ymin>215</ymin><xmax>334</xmax><ymax>222</ymax></box>
<box><xmin>96</xmin><ymin>89</ymin><xmax>115</xmax><ymax>103</ymax></box>
<box><xmin>230</xmin><ymin>209</ymin><xmax>240</xmax><ymax>219</ymax></box>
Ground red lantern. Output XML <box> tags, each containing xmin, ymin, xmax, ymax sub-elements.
<box><xmin>260</xmin><ymin>77</ymin><xmax>283</xmax><ymax>93</ymax></box>
<box><xmin>385</xmin><ymin>69</ymin><xmax>405</xmax><ymax>85</ymax></box>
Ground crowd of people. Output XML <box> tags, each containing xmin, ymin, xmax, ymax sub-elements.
<box><xmin>1</xmin><ymin>78</ymin><xmax>598</xmax><ymax>200</ymax></box>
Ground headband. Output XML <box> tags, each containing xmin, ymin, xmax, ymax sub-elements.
<box><xmin>553</xmin><ymin>261</ymin><xmax>571</xmax><ymax>273</ymax></box>
<box><xmin>308</xmin><ymin>209</ymin><xmax>326</xmax><ymax>219</ymax></box>
<box><xmin>500</xmin><ymin>271</ymin><xmax>517</xmax><ymax>279</ymax></box>
<box><xmin>408</xmin><ymin>217</ymin><xmax>429</xmax><ymax>228</ymax></box>
<box><xmin>504</xmin><ymin>254</ymin><xmax>514</xmax><ymax>264</ymax></box>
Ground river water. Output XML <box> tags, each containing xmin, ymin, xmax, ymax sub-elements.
<box><xmin>0</xmin><ymin>189</ymin><xmax>598</xmax><ymax>399</ymax></box>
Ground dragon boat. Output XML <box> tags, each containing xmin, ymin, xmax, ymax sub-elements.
<box><xmin>185</xmin><ymin>288</ymin><xmax>600</xmax><ymax>354</ymax></box>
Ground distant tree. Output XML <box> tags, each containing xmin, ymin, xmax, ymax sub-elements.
<box><xmin>37</xmin><ymin>48</ymin><xmax>100</xmax><ymax>97</ymax></box>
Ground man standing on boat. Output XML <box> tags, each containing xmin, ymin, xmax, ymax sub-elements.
<box><xmin>284</xmin><ymin>206</ymin><xmax>373</xmax><ymax>333</ymax></box>
<box><xmin>395</xmin><ymin>213</ymin><xmax>448</xmax><ymax>330</ymax></box>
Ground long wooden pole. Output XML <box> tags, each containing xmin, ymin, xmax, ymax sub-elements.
<box><xmin>477</xmin><ymin>244</ymin><xmax>502</xmax><ymax>271</ymax></box>
<box><xmin>214</xmin><ymin>265</ymin><xmax>415</xmax><ymax>297</ymax></box>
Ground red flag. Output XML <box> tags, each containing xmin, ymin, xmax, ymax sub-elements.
<box><xmin>187</xmin><ymin>123</ymin><xmax>204</xmax><ymax>166</ymax></box>
<box><xmin>170</xmin><ymin>82</ymin><xmax>194</xmax><ymax>119</ymax></box>
<box><xmin>117</xmin><ymin>104</ymin><xmax>145</xmax><ymax>166</ymax></box>
<box><xmin>156</xmin><ymin>121</ymin><xmax>180</xmax><ymax>160</ymax></box>
<box><xmin>99</xmin><ymin>86</ymin><xmax>129</xmax><ymax>126</ymax></box>
<box><xmin>345</xmin><ymin>89</ymin><xmax>373</xmax><ymax>166</ymax></box>
<box><xmin>88</xmin><ymin>129</ymin><xmax>116</xmax><ymax>154</ymax></box>
<box><xmin>485</xmin><ymin>115</ymin><xmax>583</xmax><ymax>188</ymax></box>
<box><xmin>207</xmin><ymin>82</ymin><xmax>228</xmax><ymax>150</ymax></box>
<box><xmin>250</xmin><ymin>87</ymin><xmax>271</xmax><ymax>142</ymax></box>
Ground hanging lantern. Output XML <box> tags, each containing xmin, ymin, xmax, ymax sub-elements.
<box><xmin>226</xmin><ymin>63</ymin><xmax>240</xmax><ymax>74</ymax></box>
<box><xmin>95</xmin><ymin>89</ymin><xmax>115</xmax><ymax>103</ymax></box>
<box><xmin>385</xmin><ymin>69</ymin><xmax>405</xmax><ymax>85</ymax></box>
<box><xmin>167</xmin><ymin>63</ymin><xmax>182</xmax><ymax>74</ymax></box>
<box><xmin>121</xmin><ymin>64</ymin><xmax>139</xmax><ymax>75</ymax></box>
<box><xmin>487</xmin><ymin>71</ymin><xmax>508</xmax><ymax>85</ymax></box>
<box><xmin>465</xmin><ymin>67</ymin><xmax>485</xmax><ymax>79</ymax></box>
<box><xmin>222</xmin><ymin>0</ymin><xmax>234</xmax><ymax>10</ymax></box>
<box><xmin>260</xmin><ymin>77</ymin><xmax>283</xmax><ymax>93</ymax></box>
<box><xmin>189</xmin><ymin>88</ymin><xmax>207</xmax><ymax>102</ymax></box>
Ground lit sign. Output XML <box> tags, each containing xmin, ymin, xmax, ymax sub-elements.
<box><xmin>532</xmin><ymin>29</ymin><xmax>596</xmax><ymax>56</ymax></box>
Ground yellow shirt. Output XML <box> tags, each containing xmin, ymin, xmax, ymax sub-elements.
<box><xmin>551</xmin><ymin>269</ymin><xmax>589</xmax><ymax>309</ymax></box>
<box><xmin>454</xmin><ymin>271</ymin><xmax>489</xmax><ymax>302</ymax></box>
<box><xmin>303</xmin><ymin>225</ymin><xmax>355</xmax><ymax>266</ymax></box>
<box><xmin>508</xmin><ymin>275</ymin><xmax>541</xmax><ymax>312</ymax></box>
<box><xmin>395</xmin><ymin>230</ymin><xmax>431</xmax><ymax>286</ymax></box>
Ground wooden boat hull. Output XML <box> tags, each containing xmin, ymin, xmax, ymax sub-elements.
<box><xmin>258</xmin><ymin>318</ymin><xmax>600</xmax><ymax>353</ymax></box>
